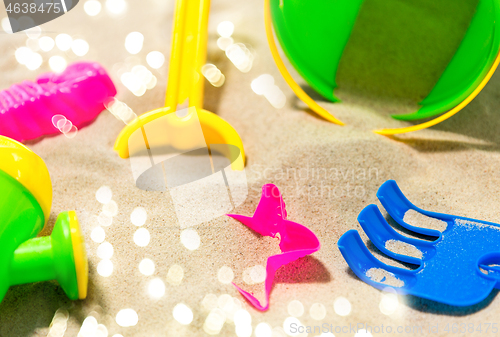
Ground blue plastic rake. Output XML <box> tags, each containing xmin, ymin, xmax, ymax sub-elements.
<box><xmin>338</xmin><ymin>180</ymin><xmax>500</xmax><ymax>306</ymax></box>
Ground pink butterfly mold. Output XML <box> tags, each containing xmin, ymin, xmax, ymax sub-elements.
<box><xmin>227</xmin><ymin>184</ymin><xmax>321</xmax><ymax>311</ymax></box>
<box><xmin>0</xmin><ymin>61</ymin><xmax>117</xmax><ymax>143</ymax></box>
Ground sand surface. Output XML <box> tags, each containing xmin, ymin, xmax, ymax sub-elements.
<box><xmin>2</xmin><ymin>1</ymin><xmax>500</xmax><ymax>336</ymax></box>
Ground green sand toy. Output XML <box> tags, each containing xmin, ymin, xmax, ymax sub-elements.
<box><xmin>0</xmin><ymin>136</ymin><xmax>88</xmax><ymax>303</ymax></box>
<box><xmin>265</xmin><ymin>0</ymin><xmax>500</xmax><ymax>134</ymax></box>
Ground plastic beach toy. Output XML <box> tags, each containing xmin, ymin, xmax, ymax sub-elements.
<box><xmin>265</xmin><ymin>0</ymin><xmax>500</xmax><ymax>134</ymax></box>
<box><xmin>339</xmin><ymin>180</ymin><xmax>500</xmax><ymax>306</ymax></box>
<box><xmin>113</xmin><ymin>0</ymin><xmax>244</xmax><ymax>164</ymax></box>
<box><xmin>0</xmin><ymin>61</ymin><xmax>116</xmax><ymax>143</ymax></box>
<box><xmin>0</xmin><ymin>135</ymin><xmax>88</xmax><ymax>303</ymax></box>
<box><xmin>228</xmin><ymin>184</ymin><xmax>320</xmax><ymax>311</ymax></box>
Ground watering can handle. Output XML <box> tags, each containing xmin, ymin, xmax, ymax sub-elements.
<box><xmin>166</xmin><ymin>0</ymin><xmax>210</xmax><ymax>110</ymax></box>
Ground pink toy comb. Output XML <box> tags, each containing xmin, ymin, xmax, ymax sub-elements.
<box><xmin>227</xmin><ymin>184</ymin><xmax>320</xmax><ymax>311</ymax></box>
<box><xmin>0</xmin><ymin>61</ymin><xmax>117</xmax><ymax>143</ymax></box>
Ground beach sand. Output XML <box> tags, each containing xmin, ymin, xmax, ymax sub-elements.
<box><xmin>2</xmin><ymin>0</ymin><xmax>500</xmax><ymax>336</ymax></box>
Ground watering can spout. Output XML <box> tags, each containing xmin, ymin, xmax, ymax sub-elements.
<box><xmin>0</xmin><ymin>136</ymin><xmax>88</xmax><ymax>303</ymax></box>
<box><xmin>9</xmin><ymin>211</ymin><xmax>88</xmax><ymax>300</ymax></box>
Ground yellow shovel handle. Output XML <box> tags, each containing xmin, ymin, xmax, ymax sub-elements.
<box><xmin>165</xmin><ymin>0</ymin><xmax>210</xmax><ymax>110</ymax></box>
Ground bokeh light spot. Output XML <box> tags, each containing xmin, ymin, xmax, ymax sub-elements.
<box><xmin>97</xmin><ymin>259</ymin><xmax>113</xmax><ymax>277</ymax></box>
<box><xmin>115</xmin><ymin>309</ymin><xmax>138</xmax><ymax>327</ymax></box>
<box><xmin>333</xmin><ymin>297</ymin><xmax>351</xmax><ymax>316</ymax></box>
<box><xmin>180</xmin><ymin>229</ymin><xmax>200</xmax><ymax>251</ymax></box>
<box><xmin>96</xmin><ymin>186</ymin><xmax>112</xmax><ymax>204</ymax></box>
<box><xmin>148</xmin><ymin>278</ymin><xmax>166</xmax><ymax>299</ymax></box>
<box><xmin>217</xmin><ymin>266</ymin><xmax>234</xmax><ymax>284</ymax></box>
<box><xmin>139</xmin><ymin>258</ymin><xmax>155</xmax><ymax>276</ymax></box>
<box><xmin>84</xmin><ymin>0</ymin><xmax>102</xmax><ymax>16</ymax></box>
<box><xmin>133</xmin><ymin>228</ymin><xmax>151</xmax><ymax>247</ymax></box>
<box><xmin>146</xmin><ymin>51</ymin><xmax>165</xmax><ymax>69</ymax></box>
<box><xmin>55</xmin><ymin>34</ymin><xmax>72</xmax><ymax>51</ymax></box>
<box><xmin>173</xmin><ymin>303</ymin><xmax>194</xmax><ymax>325</ymax></box>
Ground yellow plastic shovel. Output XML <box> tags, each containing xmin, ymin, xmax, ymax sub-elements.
<box><xmin>113</xmin><ymin>0</ymin><xmax>245</xmax><ymax>168</ymax></box>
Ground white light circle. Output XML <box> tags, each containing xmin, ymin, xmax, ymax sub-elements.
<box><xmin>217</xmin><ymin>37</ymin><xmax>233</xmax><ymax>51</ymax></box>
<box><xmin>379</xmin><ymin>292</ymin><xmax>399</xmax><ymax>315</ymax></box>
<box><xmin>25</xmin><ymin>52</ymin><xmax>42</xmax><ymax>70</ymax></box>
<box><xmin>333</xmin><ymin>297</ymin><xmax>351</xmax><ymax>316</ymax></box>
<box><xmin>106</xmin><ymin>0</ymin><xmax>127</xmax><ymax>15</ymax></box>
<box><xmin>97</xmin><ymin>259</ymin><xmax>113</xmax><ymax>277</ymax></box>
<box><xmin>251</xmin><ymin>74</ymin><xmax>274</xmax><ymax>95</ymax></box>
<box><xmin>133</xmin><ymin>228</ymin><xmax>150</xmax><ymax>247</ymax></box>
<box><xmin>130</xmin><ymin>207</ymin><xmax>147</xmax><ymax>226</ymax></box>
<box><xmin>233</xmin><ymin>309</ymin><xmax>251</xmax><ymax>327</ymax></box>
<box><xmin>52</xmin><ymin>114</ymin><xmax>66</xmax><ymax>128</ymax></box>
<box><xmin>84</xmin><ymin>0</ymin><xmax>102</xmax><ymax>16</ymax></box>
<box><xmin>203</xmin><ymin>308</ymin><xmax>226</xmax><ymax>335</ymax></box>
<box><xmin>236</xmin><ymin>324</ymin><xmax>252</xmax><ymax>337</ymax></box>
<box><xmin>139</xmin><ymin>258</ymin><xmax>155</xmax><ymax>276</ymax></box>
<box><xmin>283</xmin><ymin>317</ymin><xmax>301</xmax><ymax>336</ymax></box>
<box><xmin>309</xmin><ymin>303</ymin><xmax>327</xmax><ymax>321</ymax></box>
<box><xmin>72</xmin><ymin>39</ymin><xmax>90</xmax><ymax>56</ymax></box>
<box><xmin>148</xmin><ymin>278</ymin><xmax>166</xmax><ymax>299</ymax></box>
<box><xmin>49</xmin><ymin>55</ymin><xmax>67</xmax><ymax>73</ymax></box>
<box><xmin>98</xmin><ymin>212</ymin><xmax>113</xmax><ymax>227</ymax></box>
<box><xmin>265</xmin><ymin>86</ymin><xmax>287</xmax><ymax>109</ymax></box>
<box><xmin>96</xmin><ymin>324</ymin><xmax>108</xmax><ymax>337</ymax></box>
<box><xmin>15</xmin><ymin>47</ymin><xmax>32</xmax><ymax>65</ymax></box>
<box><xmin>97</xmin><ymin>241</ymin><xmax>114</xmax><ymax>259</ymax></box>
<box><xmin>125</xmin><ymin>32</ymin><xmax>144</xmax><ymax>55</ymax></box>
<box><xmin>217</xmin><ymin>21</ymin><xmax>234</xmax><ymax>38</ymax></box>
<box><xmin>180</xmin><ymin>229</ymin><xmax>200</xmax><ymax>251</ymax></box>
<box><xmin>96</xmin><ymin>186</ymin><xmax>112</xmax><ymax>204</ymax></box>
<box><xmin>146</xmin><ymin>75</ymin><xmax>157</xmax><ymax>89</ymax></box>
<box><xmin>55</xmin><ymin>34</ymin><xmax>73</xmax><ymax>51</ymax></box>
<box><xmin>1</xmin><ymin>17</ymin><xmax>12</xmax><ymax>33</ymax></box>
<box><xmin>38</xmin><ymin>36</ymin><xmax>55</xmax><ymax>52</ymax></box>
<box><xmin>202</xmin><ymin>294</ymin><xmax>218</xmax><ymax>311</ymax></box>
<box><xmin>26</xmin><ymin>38</ymin><xmax>40</xmax><ymax>52</ymax></box>
<box><xmin>115</xmin><ymin>309</ymin><xmax>138</xmax><ymax>327</ymax></box>
<box><xmin>250</xmin><ymin>265</ymin><xmax>266</xmax><ymax>284</ymax></box>
<box><xmin>146</xmin><ymin>51</ymin><xmax>165</xmax><ymax>69</ymax></box>
<box><xmin>255</xmin><ymin>322</ymin><xmax>272</xmax><ymax>337</ymax></box>
<box><xmin>272</xmin><ymin>327</ymin><xmax>287</xmax><ymax>337</ymax></box>
<box><xmin>80</xmin><ymin>316</ymin><xmax>97</xmax><ymax>334</ymax></box>
<box><xmin>25</xmin><ymin>26</ymin><xmax>41</xmax><ymax>39</ymax></box>
<box><xmin>167</xmin><ymin>264</ymin><xmax>184</xmax><ymax>285</ymax></box>
<box><xmin>218</xmin><ymin>266</ymin><xmax>234</xmax><ymax>284</ymax></box>
<box><xmin>56</xmin><ymin>118</ymin><xmax>72</xmax><ymax>133</ymax></box>
<box><xmin>91</xmin><ymin>226</ymin><xmax>106</xmax><ymax>243</ymax></box>
<box><xmin>287</xmin><ymin>300</ymin><xmax>304</xmax><ymax>318</ymax></box>
<box><xmin>102</xmin><ymin>200</ymin><xmax>118</xmax><ymax>217</ymax></box>
<box><xmin>354</xmin><ymin>329</ymin><xmax>373</xmax><ymax>337</ymax></box>
<box><xmin>173</xmin><ymin>303</ymin><xmax>194</xmax><ymax>325</ymax></box>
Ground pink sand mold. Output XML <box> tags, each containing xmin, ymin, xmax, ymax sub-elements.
<box><xmin>0</xmin><ymin>61</ymin><xmax>117</xmax><ymax>143</ymax></box>
<box><xmin>227</xmin><ymin>184</ymin><xmax>321</xmax><ymax>311</ymax></box>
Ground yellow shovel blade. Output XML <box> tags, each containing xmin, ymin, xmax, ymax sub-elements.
<box><xmin>114</xmin><ymin>108</ymin><xmax>245</xmax><ymax>171</ymax></box>
<box><xmin>114</xmin><ymin>0</ymin><xmax>245</xmax><ymax>167</ymax></box>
